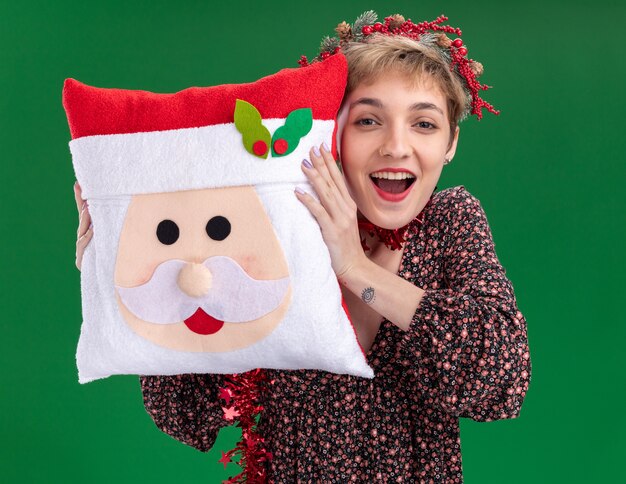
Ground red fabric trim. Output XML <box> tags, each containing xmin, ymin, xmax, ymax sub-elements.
<box><xmin>63</xmin><ymin>54</ymin><xmax>347</xmax><ymax>140</ymax></box>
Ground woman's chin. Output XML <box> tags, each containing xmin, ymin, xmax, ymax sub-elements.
<box><xmin>360</xmin><ymin>204</ymin><xmax>420</xmax><ymax>230</ymax></box>
<box><xmin>361</xmin><ymin>193</ymin><xmax>429</xmax><ymax>229</ymax></box>
<box><xmin>364</xmin><ymin>176</ymin><xmax>430</xmax><ymax>224</ymax></box>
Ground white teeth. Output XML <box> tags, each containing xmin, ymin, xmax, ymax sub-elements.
<box><xmin>370</xmin><ymin>171</ymin><xmax>416</xmax><ymax>180</ymax></box>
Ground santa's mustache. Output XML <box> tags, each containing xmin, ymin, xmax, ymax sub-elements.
<box><xmin>116</xmin><ymin>256</ymin><xmax>290</xmax><ymax>324</ymax></box>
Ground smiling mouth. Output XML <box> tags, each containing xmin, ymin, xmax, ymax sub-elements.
<box><xmin>369</xmin><ymin>173</ymin><xmax>416</xmax><ymax>194</ymax></box>
<box><xmin>184</xmin><ymin>307</ymin><xmax>225</xmax><ymax>335</ymax></box>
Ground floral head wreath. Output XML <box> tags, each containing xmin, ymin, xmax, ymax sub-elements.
<box><xmin>298</xmin><ymin>11</ymin><xmax>499</xmax><ymax>120</ymax></box>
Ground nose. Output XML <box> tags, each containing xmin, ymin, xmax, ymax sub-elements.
<box><xmin>380</xmin><ymin>124</ymin><xmax>412</xmax><ymax>159</ymax></box>
<box><xmin>177</xmin><ymin>262</ymin><xmax>213</xmax><ymax>297</ymax></box>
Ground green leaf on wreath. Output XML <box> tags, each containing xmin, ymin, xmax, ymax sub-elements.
<box><xmin>271</xmin><ymin>108</ymin><xmax>313</xmax><ymax>157</ymax></box>
<box><xmin>234</xmin><ymin>99</ymin><xmax>272</xmax><ymax>159</ymax></box>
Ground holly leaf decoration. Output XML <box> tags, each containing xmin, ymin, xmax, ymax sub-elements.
<box><xmin>234</xmin><ymin>99</ymin><xmax>272</xmax><ymax>159</ymax></box>
<box><xmin>271</xmin><ymin>108</ymin><xmax>313</xmax><ymax>157</ymax></box>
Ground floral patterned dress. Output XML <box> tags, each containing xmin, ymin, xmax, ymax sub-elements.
<box><xmin>140</xmin><ymin>186</ymin><xmax>532</xmax><ymax>483</ymax></box>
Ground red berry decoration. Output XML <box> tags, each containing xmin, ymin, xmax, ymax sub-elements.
<box><xmin>273</xmin><ymin>138</ymin><xmax>288</xmax><ymax>155</ymax></box>
<box><xmin>252</xmin><ymin>140</ymin><xmax>267</xmax><ymax>157</ymax></box>
<box><xmin>297</xmin><ymin>12</ymin><xmax>498</xmax><ymax>119</ymax></box>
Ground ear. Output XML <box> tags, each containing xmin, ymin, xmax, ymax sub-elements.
<box><xmin>446</xmin><ymin>126</ymin><xmax>460</xmax><ymax>161</ymax></box>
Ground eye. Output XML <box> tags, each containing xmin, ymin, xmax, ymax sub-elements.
<box><xmin>206</xmin><ymin>216</ymin><xmax>231</xmax><ymax>241</ymax></box>
<box><xmin>357</xmin><ymin>118</ymin><xmax>379</xmax><ymax>127</ymax></box>
<box><xmin>156</xmin><ymin>220</ymin><xmax>179</xmax><ymax>245</ymax></box>
<box><xmin>415</xmin><ymin>121</ymin><xmax>436</xmax><ymax>129</ymax></box>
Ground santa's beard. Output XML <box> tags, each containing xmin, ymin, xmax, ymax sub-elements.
<box><xmin>115</xmin><ymin>255</ymin><xmax>289</xmax><ymax>325</ymax></box>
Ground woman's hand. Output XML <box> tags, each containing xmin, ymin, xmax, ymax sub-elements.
<box><xmin>295</xmin><ymin>143</ymin><xmax>366</xmax><ymax>278</ymax></box>
<box><xmin>73</xmin><ymin>181</ymin><xmax>93</xmax><ymax>271</ymax></box>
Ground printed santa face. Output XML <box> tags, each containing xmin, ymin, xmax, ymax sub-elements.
<box><xmin>114</xmin><ymin>186</ymin><xmax>291</xmax><ymax>352</ymax></box>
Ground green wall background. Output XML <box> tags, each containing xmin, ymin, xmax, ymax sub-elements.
<box><xmin>1</xmin><ymin>0</ymin><xmax>624</xmax><ymax>482</ymax></box>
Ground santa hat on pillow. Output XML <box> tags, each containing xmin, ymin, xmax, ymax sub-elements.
<box><xmin>64</xmin><ymin>54</ymin><xmax>346</xmax><ymax>199</ymax></box>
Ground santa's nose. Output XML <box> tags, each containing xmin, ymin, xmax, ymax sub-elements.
<box><xmin>177</xmin><ymin>262</ymin><xmax>213</xmax><ymax>297</ymax></box>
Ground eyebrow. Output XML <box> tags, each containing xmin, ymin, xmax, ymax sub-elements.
<box><xmin>350</xmin><ymin>97</ymin><xmax>383</xmax><ymax>109</ymax></box>
<box><xmin>350</xmin><ymin>98</ymin><xmax>444</xmax><ymax>115</ymax></box>
<box><xmin>410</xmin><ymin>102</ymin><xmax>444</xmax><ymax>115</ymax></box>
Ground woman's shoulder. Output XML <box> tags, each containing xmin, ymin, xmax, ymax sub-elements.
<box><xmin>423</xmin><ymin>185</ymin><xmax>494</xmax><ymax>245</ymax></box>
<box><xmin>428</xmin><ymin>185</ymin><xmax>483</xmax><ymax>219</ymax></box>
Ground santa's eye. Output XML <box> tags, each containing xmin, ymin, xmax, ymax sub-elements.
<box><xmin>206</xmin><ymin>216</ymin><xmax>231</xmax><ymax>241</ymax></box>
<box><xmin>156</xmin><ymin>219</ymin><xmax>179</xmax><ymax>245</ymax></box>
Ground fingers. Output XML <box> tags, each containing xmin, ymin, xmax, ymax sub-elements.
<box><xmin>75</xmin><ymin>227</ymin><xmax>93</xmax><ymax>271</ymax></box>
<box><xmin>73</xmin><ymin>181</ymin><xmax>86</xmax><ymax>214</ymax></box>
<box><xmin>75</xmin><ymin>184</ymin><xmax>92</xmax><ymax>272</ymax></box>
<box><xmin>77</xmin><ymin>202</ymin><xmax>92</xmax><ymax>239</ymax></box>
<box><xmin>294</xmin><ymin>186</ymin><xmax>332</xmax><ymax>228</ymax></box>
<box><xmin>304</xmin><ymin>144</ymin><xmax>353</xmax><ymax>217</ymax></box>
<box><xmin>319</xmin><ymin>144</ymin><xmax>353</xmax><ymax>206</ymax></box>
<box><xmin>295</xmin><ymin>143</ymin><xmax>363</xmax><ymax>276</ymax></box>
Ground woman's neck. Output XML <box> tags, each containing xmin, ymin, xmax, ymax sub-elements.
<box><xmin>355</xmin><ymin>187</ymin><xmax>436</xmax><ymax>252</ymax></box>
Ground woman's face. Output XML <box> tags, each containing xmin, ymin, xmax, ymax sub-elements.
<box><xmin>339</xmin><ymin>73</ymin><xmax>459</xmax><ymax>229</ymax></box>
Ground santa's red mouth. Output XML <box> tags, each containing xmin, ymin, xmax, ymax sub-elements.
<box><xmin>184</xmin><ymin>308</ymin><xmax>224</xmax><ymax>335</ymax></box>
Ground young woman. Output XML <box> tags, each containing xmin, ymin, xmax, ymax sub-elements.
<box><xmin>74</xmin><ymin>13</ymin><xmax>531</xmax><ymax>482</ymax></box>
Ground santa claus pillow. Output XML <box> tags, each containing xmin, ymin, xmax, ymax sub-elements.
<box><xmin>63</xmin><ymin>54</ymin><xmax>374</xmax><ymax>383</ymax></box>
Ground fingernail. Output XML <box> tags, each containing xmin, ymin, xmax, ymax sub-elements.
<box><xmin>302</xmin><ymin>159</ymin><xmax>313</xmax><ymax>169</ymax></box>
<box><xmin>81</xmin><ymin>201</ymin><xmax>87</xmax><ymax>211</ymax></box>
<box><xmin>295</xmin><ymin>187</ymin><xmax>305</xmax><ymax>195</ymax></box>
<box><xmin>322</xmin><ymin>142</ymin><xmax>330</xmax><ymax>152</ymax></box>
<box><xmin>313</xmin><ymin>146</ymin><xmax>320</xmax><ymax>157</ymax></box>
<box><xmin>88</xmin><ymin>223</ymin><xmax>93</xmax><ymax>230</ymax></box>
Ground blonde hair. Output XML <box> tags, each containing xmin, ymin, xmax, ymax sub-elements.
<box><xmin>342</xmin><ymin>34</ymin><xmax>470</xmax><ymax>136</ymax></box>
